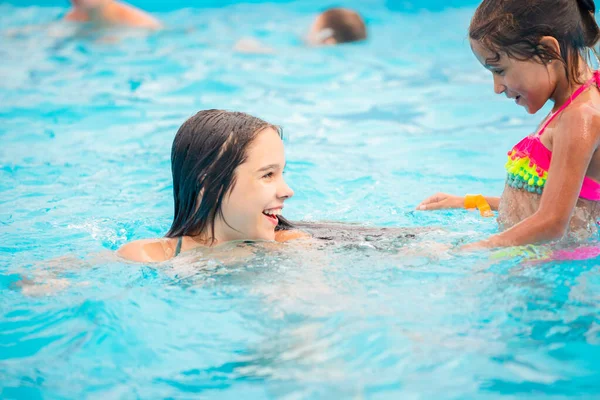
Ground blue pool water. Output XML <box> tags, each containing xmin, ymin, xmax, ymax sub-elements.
<box><xmin>2</xmin><ymin>0</ymin><xmax>600</xmax><ymax>398</ymax></box>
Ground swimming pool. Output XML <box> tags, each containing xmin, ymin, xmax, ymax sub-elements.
<box><xmin>1</xmin><ymin>0</ymin><xmax>600</xmax><ymax>398</ymax></box>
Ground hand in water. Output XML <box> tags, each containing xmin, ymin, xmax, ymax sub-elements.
<box><xmin>460</xmin><ymin>239</ymin><xmax>494</xmax><ymax>251</ymax></box>
<box><xmin>416</xmin><ymin>193</ymin><xmax>464</xmax><ymax>211</ymax></box>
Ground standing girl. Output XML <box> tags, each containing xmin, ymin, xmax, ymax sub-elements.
<box><xmin>418</xmin><ymin>0</ymin><xmax>600</xmax><ymax>248</ymax></box>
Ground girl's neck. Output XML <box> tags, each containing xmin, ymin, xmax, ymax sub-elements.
<box><xmin>187</xmin><ymin>233</ymin><xmax>220</xmax><ymax>248</ymax></box>
<box><xmin>551</xmin><ymin>62</ymin><xmax>594</xmax><ymax>112</ymax></box>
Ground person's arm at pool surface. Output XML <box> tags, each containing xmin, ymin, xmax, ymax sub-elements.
<box><xmin>416</xmin><ymin>193</ymin><xmax>500</xmax><ymax>211</ymax></box>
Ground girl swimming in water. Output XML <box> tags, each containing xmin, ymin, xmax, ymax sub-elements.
<box><xmin>118</xmin><ymin>110</ymin><xmax>304</xmax><ymax>262</ymax></box>
<box><xmin>418</xmin><ymin>0</ymin><xmax>600</xmax><ymax>249</ymax></box>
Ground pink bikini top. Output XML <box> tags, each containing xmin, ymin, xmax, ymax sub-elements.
<box><xmin>505</xmin><ymin>70</ymin><xmax>600</xmax><ymax>201</ymax></box>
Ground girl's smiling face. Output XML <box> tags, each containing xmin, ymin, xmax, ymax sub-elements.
<box><xmin>470</xmin><ymin>39</ymin><xmax>557</xmax><ymax>114</ymax></box>
<box><xmin>213</xmin><ymin>127</ymin><xmax>294</xmax><ymax>243</ymax></box>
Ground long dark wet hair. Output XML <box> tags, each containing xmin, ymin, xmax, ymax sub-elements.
<box><xmin>469</xmin><ymin>0</ymin><xmax>600</xmax><ymax>85</ymax></box>
<box><xmin>165</xmin><ymin>109</ymin><xmax>293</xmax><ymax>241</ymax></box>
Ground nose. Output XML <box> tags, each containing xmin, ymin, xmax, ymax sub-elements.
<box><xmin>493</xmin><ymin>75</ymin><xmax>505</xmax><ymax>95</ymax></box>
<box><xmin>277</xmin><ymin>177</ymin><xmax>294</xmax><ymax>200</ymax></box>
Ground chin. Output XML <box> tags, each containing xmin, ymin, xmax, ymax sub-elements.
<box><xmin>525</xmin><ymin>100</ymin><xmax>545</xmax><ymax>115</ymax></box>
<box><xmin>527</xmin><ymin>107</ymin><xmax>542</xmax><ymax>115</ymax></box>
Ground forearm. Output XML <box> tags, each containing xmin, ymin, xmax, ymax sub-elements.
<box><xmin>418</xmin><ymin>193</ymin><xmax>500</xmax><ymax>212</ymax></box>
<box><xmin>483</xmin><ymin>213</ymin><xmax>565</xmax><ymax>247</ymax></box>
<box><xmin>484</xmin><ymin>196</ymin><xmax>500</xmax><ymax>211</ymax></box>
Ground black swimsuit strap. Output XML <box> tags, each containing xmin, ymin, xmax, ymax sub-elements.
<box><xmin>174</xmin><ymin>236</ymin><xmax>183</xmax><ymax>257</ymax></box>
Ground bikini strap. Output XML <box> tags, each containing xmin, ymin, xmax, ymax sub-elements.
<box><xmin>174</xmin><ymin>236</ymin><xmax>183</xmax><ymax>257</ymax></box>
<box><xmin>538</xmin><ymin>70</ymin><xmax>600</xmax><ymax>136</ymax></box>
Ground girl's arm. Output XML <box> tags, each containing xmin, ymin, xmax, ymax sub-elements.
<box><xmin>417</xmin><ymin>193</ymin><xmax>501</xmax><ymax>211</ymax></box>
<box><xmin>470</xmin><ymin>108</ymin><xmax>600</xmax><ymax>248</ymax></box>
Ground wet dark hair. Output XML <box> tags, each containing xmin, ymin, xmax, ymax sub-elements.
<box><xmin>165</xmin><ymin>109</ymin><xmax>293</xmax><ymax>242</ymax></box>
<box><xmin>320</xmin><ymin>8</ymin><xmax>367</xmax><ymax>44</ymax></box>
<box><xmin>469</xmin><ymin>0</ymin><xmax>600</xmax><ymax>84</ymax></box>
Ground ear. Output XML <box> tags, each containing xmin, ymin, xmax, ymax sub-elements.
<box><xmin>538</xmin><ymin>36</ymin><xmax>561</xmax><ymax>61</ymax></box>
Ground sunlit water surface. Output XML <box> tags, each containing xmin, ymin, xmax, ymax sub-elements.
<box><xmin>1</xmin><ymin>0</ymin><xmax>600</xmax><ymax>398</ymax></box>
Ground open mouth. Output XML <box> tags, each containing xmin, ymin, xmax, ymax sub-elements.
<box><xmin>515</xmin><ymin>95</ymin><xmax>521</xmax><ymax>104</ymax></box>
<box><xmin>262</xmin><ymin>208</ymin><xmax>281</xmax><ymax>225</ymax></box>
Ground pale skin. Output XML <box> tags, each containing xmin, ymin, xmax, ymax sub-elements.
<box><xmin>118</xmin><ymin>128</ymin><xmax>307</xmax><ymax>263</ymax></box>
<box><xmin>418</xmin><ymin>36</ymin><xmax>600</xmax><ymax>249</ymax></box>
<box><xmin>65</xmin><ymin>0</ymin><xmax>162</xmax><ymax>29</ymax></box>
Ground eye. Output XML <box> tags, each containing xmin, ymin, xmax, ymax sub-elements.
<box><xmin>492</xmin><ymin>69</ymin><xmax>505</xmax><ymax>76</ymax></box>
<box><xmin>262</xmin><ymin>171</ymin><xmax>274</xmax><ymax>179</ymax></box>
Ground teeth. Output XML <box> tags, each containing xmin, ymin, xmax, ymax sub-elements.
<box><xmin>263</xmin><ymin>209</ymin><xmax>281</xmax><ymax>216</ymax></box>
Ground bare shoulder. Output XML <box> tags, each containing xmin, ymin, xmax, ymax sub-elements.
<box><xmin>561</xmin><ymin>100</ymin><xmax>600</xmax><ymax>126</ymax></box>
<box><xmin>557</xmin><ymin>103</ymin><xmax>600</xmax><ymax>142</ymax></box>
<box><xmin>586</xmin><ymin>101</ymin><xmax>600</xmax><ymax>135</ymax></box>
<box><xmin>117</xmin><ymin>238</ymin><xmax>177</xmax><ymax>262</ymax></box>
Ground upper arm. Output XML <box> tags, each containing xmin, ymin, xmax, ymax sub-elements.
<box><xmin>117</xmin><ymin>239</ymin><xmax>171</xmax><ymax>263</ymax></box>
<box><xmin>538</xmin><ymin>108</ymin><xmax>600</xmax><ymax>224</ymax></box>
